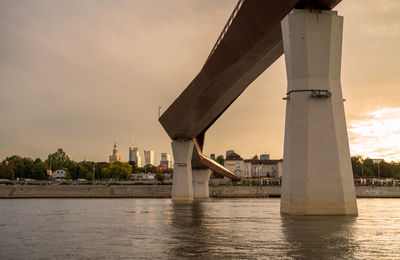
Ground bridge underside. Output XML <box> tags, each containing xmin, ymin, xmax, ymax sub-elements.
<box><xmin>159</xmin><ymin>0</ymin><xmax>342</xmax><ymax>179</ymax></box>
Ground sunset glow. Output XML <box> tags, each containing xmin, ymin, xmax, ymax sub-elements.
<box><xmin>348</xmin><ymin>107</ymin><xmax>400</xmax><ymax>162</ymax></box>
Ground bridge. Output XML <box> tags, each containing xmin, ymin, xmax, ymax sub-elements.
<box><xmin>159</xmin><ymin>0</ymin><xmax>357</xmax><ymax>215</ymax></box>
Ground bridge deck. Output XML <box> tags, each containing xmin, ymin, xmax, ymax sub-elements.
<box><xmin>159</xmin><ymin>0</ymin><xmax>342</xmax><ymax>179</ymax></box>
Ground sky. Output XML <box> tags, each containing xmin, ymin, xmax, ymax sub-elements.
<box><xmin>1</xmin><ymin>0</ymin><xmax>400</xmax><ymax>164</ymax></box>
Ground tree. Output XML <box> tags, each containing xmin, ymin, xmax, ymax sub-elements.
<box><xmin>128</xmin><ymin>161</ymin><xmax>139</xmax><ymax>174</ymax></box>
<box><xmin>86</xmin><ymin>172</ymin><xmax>94</xmax><ymax>181</ymax></box>
<box><xmin>211</xmin><ymin>155</ymin><xmax>225</xmax><ymax>179</ymax></box>
<box><xmin>215</xmin><ymin>155</ymin><xmax>225</xmax><ymax>165</ymax></box>
<box><xmin>67</xmin><ymin>161</ymin><xmax>88</xmax><ymax>180</ymax></box>
<box><xmin>156</xmin><ymin>172</ymin><xmax>165</xmax><ymax>183</ymax></box>
<box><xmin>95</xmin><ymin>162</ymin><xmax>109</xmax><ymax>180</ymax></box>
<box><xmin>101</xmin><ymin>161</ymin><xmax>132</xmax><ymax>180</ymax></box>
<box><xmin>47</xmin><ymin>148</ymin><xmax>70</xmax><ymax>170</ymax></box>
<box><xmin>163</xmin><ymin>168</ymin><xmax>173</xmax><ymax>174</ymax></box>
<box><xmin>0</xmin><ymin>161</ymin><xmax>14</xmax><ymax>179</ymax></box>
<box><xmin>144</xmin><ymin>164</ymin><xmax>156</xmax><ymax>173</ymax></box>
<box><xmin>363</xmin><ymin>158</ymin><xmax>376</xmax><ymax>177</ymax></box>
<box><xmin>31</xmin><ymin>159</ymin><xmax>49</xmax><ymax>180</ymax></box>
<box><xmin>251</xmin><ymin>154</ymin><xmax>259</xmax><ymax>160</ymax></box>
<box><xmin>80</xmin><ymin>161</ymin><xmax>94</xmax><ymax>174</ymax></box>
<box><xmin>22</xmin><ymin>157</ymin><xmax>34</xmax><ymax>179</ymax></box>
<box><xmin>351</xmin><ymin>156</ymin><xmax>363</xmax><ymax>177</ymax></box>
<box><xmin>5</xmin><ymin>156</ymin><xmax>23</xmax><ymax>179</ymax></box>
<box><xmin>2</xmin><ymin>156</ymin><xmax>35</xmax><ymax>179</ymax></box>
<box><xmin>378</xmin><ymin>161</ymin><xmax>395</xmax><ymax>178</ymax></box>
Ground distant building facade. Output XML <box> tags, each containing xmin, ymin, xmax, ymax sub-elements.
<box><xmin>225</xmin><ymin>150</ymin><xmax>235</xmax><ymax>158</ymax></box>
<box><xmin>160</xmin><ymin>153</ymin><xmax>172</xmax><ymax>168</ymax></box>
<box><xmin>224</xmin><ymin>152</ymin><xmax>283</xmax><ymax>178</ymax></box>
<box><xmin>260</xmin><ymin>154</ymin><xmax>270</xmax><ymax>160</ymax></box>
<box><xmin>129</xmin><ymin>146</ymin><xmax>142</xmax><ymax>167</ymax></box>
<box><xmin>224</xmin><ymin>152</ymin><xmax>246</xmax><ymax>178</ymax></box>
<box><xmin>244</xmin><ymin>159</ymin><xmax>283</xmax><ymax>178</ymax></box>
<box><xmin>109</xmin><ymin>141</ymin><xmax>122</xmax><ymax>163</ymax></box>
<box><xmin>51</xmin><ymin>169</ymin><xmax>66</xmax><ymax>179</ymax></box>
<box><xmin>144</xmin><ymin>150</ymin><xmax>155</xmax><ymax>166</ymax></box>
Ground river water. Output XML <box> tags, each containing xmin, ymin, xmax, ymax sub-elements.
<box><xmin>1</xmin><ymin>198</ymin><xmax>399</xmax><ymax>259</ymax></box>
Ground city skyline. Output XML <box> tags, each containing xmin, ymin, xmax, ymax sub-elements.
<box><xmin>1</xmin><ymin>0</ymin><xmax>400</xmax><ymax>162</ymax></box>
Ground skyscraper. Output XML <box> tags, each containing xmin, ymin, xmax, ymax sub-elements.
<box><xmin>160</xmin><ymin>152</ymin><xmax>172</xmax><ymax>168</ymax></box>
<box><xmin>144</xmin><ymin>150</ymin><xmax>155</xmax><ymax>166</ymax></box>
<box><xmin>129</xmin><ymin>147</ymin><xmax>142</xmax><ymax>167</ymax></box>
<box><xmin>109</xmin><ymin>141</ymin><xmax>122</xmax><ymax>163</ymax></box>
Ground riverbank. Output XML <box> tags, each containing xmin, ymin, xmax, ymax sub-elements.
<box><xmin>1</xmin><ymin>185</ymin><xmax>400</xmax><ymax>198</ymax></box>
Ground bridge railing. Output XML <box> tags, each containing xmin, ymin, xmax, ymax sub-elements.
<box><xmin>203</xmin><ymin>0</ymin><xmax>244</xmax><ymax>65</ymax></box>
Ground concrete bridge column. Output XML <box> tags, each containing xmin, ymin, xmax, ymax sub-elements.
<box><xmin>192</xmin><ymin>169</ymin><xmax>211</xmax><ymax>199</ymax></box>
<box><xmin>280</xmin><ymin>10</ymin><xmax>358</xmax><ymax>215</ymax></box>
<box><xmin>171</xmin><ymin>140</ymin><xmax>194</xmax><ymax>201</ymax></box>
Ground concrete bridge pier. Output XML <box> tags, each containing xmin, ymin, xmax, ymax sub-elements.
<box><xmin>280</xmin><ymin>10</ymin><xmax>358</xmax><ymax>215</ymax></box>
<box><xmin>171</xmin><ymin>140</ymin><xmax>212</xmax><ymax>201</ymax></box>
<box><xmin>171</xmin><ymin>140</ymin><xmax>194</xmax><ymax>201</ymax></box>
<box><xmin>193</xmin><ymin>169</ymin><xmax>211</xmax><ymax>199</ymax></box>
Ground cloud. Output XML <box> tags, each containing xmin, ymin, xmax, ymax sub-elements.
<box><xmin>348</xmin><ymin>107</ymin><xmax>400</xmax><ymax>161</ymax></box>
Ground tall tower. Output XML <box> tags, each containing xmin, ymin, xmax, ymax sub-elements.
<box><xmin>109</xmin><ymin>140</ymin><xmax>122</xmax><ymax>163</ymax></box>
<box><xmin>160</xmin><ymin>152</ymin><xmax>172</xmax><ymax>168</ymax></box>
<box><xmin>129</xmin><ymin>146</ymin><xmax>142</xmax><ymax>168</ymax></box>
<box><xmin>144</xmin><ymin>150</ymin><xmax>155</xmax><ymax>166</ymax></box>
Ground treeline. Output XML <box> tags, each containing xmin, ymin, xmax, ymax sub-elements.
<box><xmin>0</xmin><ymin>148</ymin><xmax>171</xmax><ymax>181</ymax></box>
<box><xmin>351</xmin><ymin>156</ymin><xmax>400</xmax><ymax>179</ymax></box>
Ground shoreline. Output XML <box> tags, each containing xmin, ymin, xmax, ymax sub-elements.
<box><xmin>1</xmin><ymin>185</ymin><xmax>400</xmax><ymax>199</ymax></box>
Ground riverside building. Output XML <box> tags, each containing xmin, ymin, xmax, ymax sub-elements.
<box><xmin>223</xmin><ymin>152</ymin><xmax>283</xmax><ymax>179</ymax></box>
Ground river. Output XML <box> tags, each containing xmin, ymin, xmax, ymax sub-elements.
<box><xmin>1</xmin><ymin>198</ymin><xmax>399</xmax><ymax>259</ymax></box>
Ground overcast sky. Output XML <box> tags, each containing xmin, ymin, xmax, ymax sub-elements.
<box><xmin>1</xmin><ymin>0</ymin><xmax>400</xmax><ymax>163</ymax></box>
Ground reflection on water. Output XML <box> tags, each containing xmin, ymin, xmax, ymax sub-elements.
<box><xmin>282</xmin><ymin>215</ymin><xmax>357</xmax><ymax>259</ymax></box>
<box><xmin>1</xmin><ymin>199</ymin><xmax>400</xmax><ymax>259</ymax></box>
<box><xmin>169</xmin><ymin>202</ymin><xmax>207</xmax><ymax>258</ymax></box>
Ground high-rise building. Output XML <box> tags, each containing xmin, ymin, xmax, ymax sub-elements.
<box><xmin>160</xmin><ymin>152</ymin><xmax>172</xmax><ymax>168</ymax></box>
<box><xmin>129</xmin><ymin>147</ymin><xmax>142</xmax><ymax>167</ymax></box>
<box><xmin>226</xmin><ymin>150</ymin><xmax>235</xmax><ymax>158</ymax></box>
<box><xmin>144</xmin><ymin>150</ymin><xmax>155</xmax><ymax>166</ymax></box>
<box><xmin>109</xmin><ymin>141</ymin><xmax>122</xmax><ymax>163</ymax></box>
<box><xmin>260</xmin><ymin>154</ymin><xmax>270</xmax><ymax>160</ymax></box>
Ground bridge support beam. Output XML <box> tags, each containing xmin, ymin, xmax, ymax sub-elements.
<box><xmin>193</xmin><ymin>169</ymin><xmax>211</xmax><ymax>199</ymax></box>
<box><xmin>171</xmin><ymin>140</ymin><xmax>194</xmax><ymax>201</ymax></box>
<box><xmin>280</xmin><ymin>10</ymin><xmax>358</xmax><ymax>215</ymax></box>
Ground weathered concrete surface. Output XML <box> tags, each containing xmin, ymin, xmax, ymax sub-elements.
<box><xmin>193</xmin><ymin>169</ymin><xmax>211</xmax><ymax>199</ymax></box>
<box><xmin>1</xmin><ymin>185</ymin><xmax>400</xmax><ymax>198</ymax></box>
<box><xmin>0</xmin><ymin>185</ymin><xmax>172</xmax><ymax>198</ymax></box>
<box><xmin>171</xmin><ymin>140</ymin><xmax>194</xmax><ymax>201</ymax></box>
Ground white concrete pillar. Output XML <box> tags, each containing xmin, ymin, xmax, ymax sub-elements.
<box><xmin>280</xmin><ymin>10</ymin><xmax>358</xmax><ymax>215</ymax></box>
<box><xmin>171</xmin><ymin>140</ymin><xmax>194</xmax><ymax>201</ymax></box>
<box><xmin>192</xmin><ymin>169</ymin><xmax>211</xmax><ymax>199</ymax></box>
